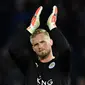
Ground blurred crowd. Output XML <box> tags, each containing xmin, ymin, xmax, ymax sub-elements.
<box><xmin>0</xmin><ymin>0</ymin><xmax>85</xmax><ymax>85</ymax></box>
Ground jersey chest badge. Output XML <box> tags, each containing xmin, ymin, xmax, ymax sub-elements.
<box><xmin>48</xmin><ymin>62</ymin><xmax>55</xmax><ymax>69</ymax></box>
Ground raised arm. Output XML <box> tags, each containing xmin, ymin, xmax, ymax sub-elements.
<box><xmin>9</xmin><ymin>6</ymin><xmax>43</xmax><ymax>74</ymax></box>
<box><xmin>47</xmin><ymin>6</ymin><xmax>71</xmax><ymax>74</ymax></box>
<box><xmin>47</xmin><ymin>6</ymin><xmax>71</xmax><ymax>54</ymax></box>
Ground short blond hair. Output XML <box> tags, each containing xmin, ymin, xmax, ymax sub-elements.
<box><xmin>30</xmin><ymin>29</ymin><xmax>50</xmax><ymax>44</ymax></box>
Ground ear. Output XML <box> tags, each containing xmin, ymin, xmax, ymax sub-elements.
<box><xmin>32</xmin><ymin>46</ymin><xmax>36</xmax><ymax>52</ymax></box>
<box><xmin>50</xmin><ymin>39</ymin><xmax>53</xmax><ymax>46</ymax></box>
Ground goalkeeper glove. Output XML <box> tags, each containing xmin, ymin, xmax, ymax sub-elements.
<box><xmin>26</xmin><ymin>6</ymin><xmax>43</xmax><ymax>34</ymax></box>
<box><xmin>47</xmin><ymin>6</ymin><xmax>58</xmax><ymax>30</ymax></box>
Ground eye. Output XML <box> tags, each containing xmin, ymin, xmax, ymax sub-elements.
<box><xmin>34</xmin><ymin>43</ymin><xmax>38</xmax><ymax>47</ymax></box>
<box><xmin>40</xmin><ymin>41</ymin><xmax>45</xmax><ymax>43</ymax></box>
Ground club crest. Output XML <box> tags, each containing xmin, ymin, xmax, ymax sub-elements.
<box><xmin>48</xmin><ymin>62</ymin><xmax>55</xmax><ymax>69</ymax></box>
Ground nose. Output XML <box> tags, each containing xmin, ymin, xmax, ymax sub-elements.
<box><xmin>38</xmin><ymin>43</ymin><xmax>43</xmax><ymax>49</ymax></box>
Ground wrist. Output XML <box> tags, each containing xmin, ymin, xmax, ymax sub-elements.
<box><xmin>48</xmin><ymin>24</ymin><xmax>57</xmax><ymax>30</ymax></box>
<box><xmin>26</xmin><ymin>25</ymin><xmax>36</xmax><ymax>34</ymax></box>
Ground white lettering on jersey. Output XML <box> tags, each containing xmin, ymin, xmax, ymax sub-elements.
<box><xmin>37</xmin><ymin>76</ymin><xmax>53</xmax><ymax>85</ymax></box>
<box><xmin>47</xmin><ymin>79</ymin><xmax>53</xmax><ymax>85</ymax></box>
<box><xmin>41</xmin><ymin>80</ymin><xmax>46</xmax><ymax>85</ymax></box>
<box><xmin>37</xmin><ymin>76</ymin><xmax>41</xmax><ymax>84</ymax></box>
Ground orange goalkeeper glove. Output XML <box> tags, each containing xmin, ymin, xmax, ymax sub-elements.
<box><xmin>47</xmin><ymin>6</ymin><xmax>58</xmax><ymax>30</ymax></box>
<box><xmin>26</xmin><ymin>6</ymin><xmax>43</xmax><ymax>34</ymax></box>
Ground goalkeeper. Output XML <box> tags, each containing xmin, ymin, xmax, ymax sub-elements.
<box><xmin>9</xmin><ymin>6</ymin><xmax>71</xmax><ymax>85</ymax></box>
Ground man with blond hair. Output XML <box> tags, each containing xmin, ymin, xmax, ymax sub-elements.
<box><xmin>9</xmin><ymin>6</ymin><xmax>71</xmax><ymax>85</ymax></box>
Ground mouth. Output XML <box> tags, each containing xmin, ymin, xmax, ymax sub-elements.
<box><xmin>39</xmin><ymin>49</ymin><xmax>44</xmax><ymax>52</ymax></box>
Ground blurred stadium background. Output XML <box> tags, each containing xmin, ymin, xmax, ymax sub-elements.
<box><xmin>0</xmin><ymin>0</ymin><xmax>85</xmax><ymax>85</ymax></box>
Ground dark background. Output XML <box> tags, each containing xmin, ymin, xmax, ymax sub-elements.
<box><xmin>0</xmin><ymin>0</ymin><xmax>85</xmax><ymax>85</ymax></box>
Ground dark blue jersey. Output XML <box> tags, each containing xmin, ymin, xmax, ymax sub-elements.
<box><xmin>9</xmin><ymin>28</ymin><xmax>71</xmax><ymax>85</ymax></box>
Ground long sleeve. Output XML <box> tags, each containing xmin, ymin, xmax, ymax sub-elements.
<box><xmin>8</xmin><ymin>29</ymin><xmax>36</xmax><ymax>74</ymax></box>
<box><xmin>49</xmin><ymin>27</ymin><xmax>71</xmax><ymax>54</ymax></box>
<box><xmin>49</xmin><ymin>27</ymin><xmax>71</xmax><ymax>74</ymax></box>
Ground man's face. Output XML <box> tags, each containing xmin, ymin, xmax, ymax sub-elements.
<box><xmin>31</xmin><ymin>33</ymin><xmax>53</xmax><ymax>60</ymax></box>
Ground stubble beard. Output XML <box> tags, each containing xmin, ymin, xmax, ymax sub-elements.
<box><xmin>38</xmin><ymin>50</ymin><xmax>51</xmax><ymax>60</ymax></box>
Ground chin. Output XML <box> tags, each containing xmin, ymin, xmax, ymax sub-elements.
<box><xmin>39</xmin><ymin>54</ymin><xmax>48</xmax><ymax>60</ymax></box>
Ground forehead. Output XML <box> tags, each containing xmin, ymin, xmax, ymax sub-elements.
<box><xmin>32</xmin><ymin>33</ymin><xmax>50</xmax><ymax>42</ymax></box>
<box><xmin>33</xmin><ymin>33</ymin><xmax>49</xmax><ymax>39</ymax></box>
